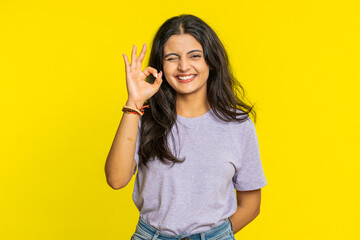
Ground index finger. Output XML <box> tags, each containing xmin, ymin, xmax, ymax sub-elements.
<box><xmin>142</xmin><ymin>66</ymin><xmax>158</xmax><ymax>78</ymax></box>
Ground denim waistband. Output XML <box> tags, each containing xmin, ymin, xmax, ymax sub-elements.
<box><xmin>133</xmin><ymin>216</ymin><xmax>234</xmax><ymax>240</ymax></box>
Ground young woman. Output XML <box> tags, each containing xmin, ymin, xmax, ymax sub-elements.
<box><xmin>105</xmin><ymin>14</ymin><xmax>268</xmax><ymax>240</ymax></box>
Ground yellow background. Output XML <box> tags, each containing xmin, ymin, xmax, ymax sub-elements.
<box><xmin>1</xmin><ymin>0</ymin><xmax>359</xmax><ymax>239</ymax></box>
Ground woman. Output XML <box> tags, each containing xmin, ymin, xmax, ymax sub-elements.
<box><xmin>105</xmin><ymin>14</ymin><xmax>268</xmax><ymax>240</ymax></box>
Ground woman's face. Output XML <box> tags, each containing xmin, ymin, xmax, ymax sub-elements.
<box><xmin>162</xmin><ymin>34</ymin><xmax>210</xmax><ymax>97</ymax></box>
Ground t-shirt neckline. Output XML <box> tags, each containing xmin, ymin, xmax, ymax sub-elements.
<box><xmin>176</xmin><ymin>108</ymin><xmax>212</xmax><ymax>123</ymax></box>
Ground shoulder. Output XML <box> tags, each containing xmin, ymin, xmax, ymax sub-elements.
<box><xmin>229</xmin><ymin>108</ymin><xmax>253</xmax><ymax>129</ymax></box>
<box><xmin>206</xmin><ymin>109</ymin><xmax>252</xmax><ymax>141</ymax></box>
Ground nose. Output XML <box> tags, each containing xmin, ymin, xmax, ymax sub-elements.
<box><xmin>178</xmin><ymin>58</ymin><xmax>190</xmax><ymax>72</ymax></box>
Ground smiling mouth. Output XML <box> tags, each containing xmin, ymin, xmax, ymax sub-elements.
<box><xmin>176</xmin><ymin>74</ymin><xmax>197</xmax><ymax>82</ymax></box>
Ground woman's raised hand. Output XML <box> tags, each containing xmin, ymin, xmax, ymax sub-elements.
<box><xmin>122</xmin><ymin>43</ymin><xmax>163</xmax><ymax>106</ymax></box>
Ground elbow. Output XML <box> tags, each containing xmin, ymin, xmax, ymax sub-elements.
<box><xmin>106</xmin><ymin>179</ymin><xmax>126</xmax><ymax>190</ymax></box>
<box><xmin>105</xmin><ymin>173</ymin><xmax>128</xmax><ymax>190</ymax></box>
<box><xmin>254</xmin><ymin>207</ymin><xmax>261</xmax><ymax>218</ymax></box>
<box><xmin>105</xmin><ymin>165</ymin><xmax>129</xmax><ymax>190</ymax></box>
<box><xmin>111</xmin><ymin>185</ymin><xmax>123</xmax><ymax>190</ymax></box>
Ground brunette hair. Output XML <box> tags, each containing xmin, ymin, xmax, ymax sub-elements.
<box><xmin>138</xmin><ymin>14</ymin><xmax>257</xmax><ymax>168</ymax></box>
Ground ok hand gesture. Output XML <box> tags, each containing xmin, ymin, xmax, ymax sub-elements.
<box><xmin>122</xmin><ymin>43</ymin><xmax>163</xmax><ymax>106</ymax></box>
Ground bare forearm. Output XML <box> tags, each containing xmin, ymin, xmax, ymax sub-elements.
<box><xmin>229</xmin><ymin>206</ymin><xmax>260</xmax><ymax>234</ymax></box>
<box><xmin>104</xmin><ymin>99</ymin><xmax>143</xmax><ymax>189</ymax></box>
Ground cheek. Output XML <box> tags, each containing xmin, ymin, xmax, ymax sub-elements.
<box><xmin>199</xmin><ymin>66</ymin><xmax>210</xmax><ymax>78</ymax></box>
<box><xmin>163</xmin><ymin>64</ymin><xmax>175</xmax><ymax>78</ymax></box>
<box><xmin>195</xmin><ymin>61</ymin><xmax>210</xmax><ymax>73</ymax></box>
<box><xmin>164</xmin><ymin>73</ymin><xmax>172</xmax><ymax>83</ymax></box>
<box><xmin>162</xmin><ymin>69</ymin><xmax>173</xmax><ymax>84</ymax></box>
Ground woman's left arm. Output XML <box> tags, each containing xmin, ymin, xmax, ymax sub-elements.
<box><xmin>229</xmin><ymin>188</ymin><xmax>262</xmax><ymax>234</ymax></box>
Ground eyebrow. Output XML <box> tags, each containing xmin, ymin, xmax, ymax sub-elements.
<box><xmin>164</xmin><ymin>50</ymin><xmax>203</xmax><ymax>58</ymax></box>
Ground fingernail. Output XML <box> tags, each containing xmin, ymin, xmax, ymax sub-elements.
<box><xmin>155</xmin><ymin>73</ymin><xmax>158</xmax><ymax>78</ymax></box>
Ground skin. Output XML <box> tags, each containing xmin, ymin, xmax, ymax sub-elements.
<box><xmin>105</xmin><ymin>44</ymin><xmax>162</xmax><ymax>189</ymax></box>
<box><xmin>163</xmin><ymin>34</ymin><xmax>211</xmax><ymax>118</ymax></box>
<box><xmin>231</xmin><ymin>189</ymin><xmax>262</xmax><ymax>234</ymax></box>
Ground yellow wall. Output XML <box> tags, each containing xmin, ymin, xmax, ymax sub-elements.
<box><xmin>1</xmin><ymin>0</ymin><xmax>359</xmax><ymax>239</ymax></box>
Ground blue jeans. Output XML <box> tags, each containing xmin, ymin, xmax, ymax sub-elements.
<box><xmin>131</xmin><ymin>216</ymin><xmax>235</xmax><ymax>240</ymax></box>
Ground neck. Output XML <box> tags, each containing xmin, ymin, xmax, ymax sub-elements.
<box><xmin>175</xmin><ymin>93</ymin><xmax>210</xmax><ymax>118</ymax></box>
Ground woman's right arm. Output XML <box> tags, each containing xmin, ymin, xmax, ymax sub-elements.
<box><xmin>105</xmin><ymin>99</ymin><xmax>143</xmax><ymax>190</ymax></box>
<box><xmin>104</xmin><ymin>43</ymin><xmax>162</xmax><ymax>189</ymax></box>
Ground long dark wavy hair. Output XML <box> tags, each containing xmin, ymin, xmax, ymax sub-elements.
<box><xmin>138</xmin><ymin>14</ymin><xmax>257</xmax><ymax>168</ymax></box>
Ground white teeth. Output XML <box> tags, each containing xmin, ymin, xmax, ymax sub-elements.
<box><xmin>178</xmin><ymin>75</ymin><xmax>196</xmax><ymax>80</ymax></box>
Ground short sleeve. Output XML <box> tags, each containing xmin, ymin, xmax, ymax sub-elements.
<box><xmin>233</xmin><ymin>118</ymin><xmax>268</xmax><ymax>191</ymax></box>
<box><xmin>133</xmin><ymin>117</ymin><xmax>141</xmax><ymax>175</ymax></box>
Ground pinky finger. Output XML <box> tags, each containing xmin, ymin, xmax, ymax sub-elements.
<box><xmin>122</xmin><ymin>53</ymin><xmax>130</xmax><ymax>72</ymax></box>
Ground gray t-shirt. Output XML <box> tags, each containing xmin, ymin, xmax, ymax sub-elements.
<box><xmin>132</xmin><ymin>108</ymin><xmax>267</xmax><ymax>236</ymax></box>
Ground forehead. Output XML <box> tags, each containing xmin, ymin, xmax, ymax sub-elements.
<box><xmin>163</xmin><ymin>34</ymin><xmax>203</xmax><ymax>53</ymax></box>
